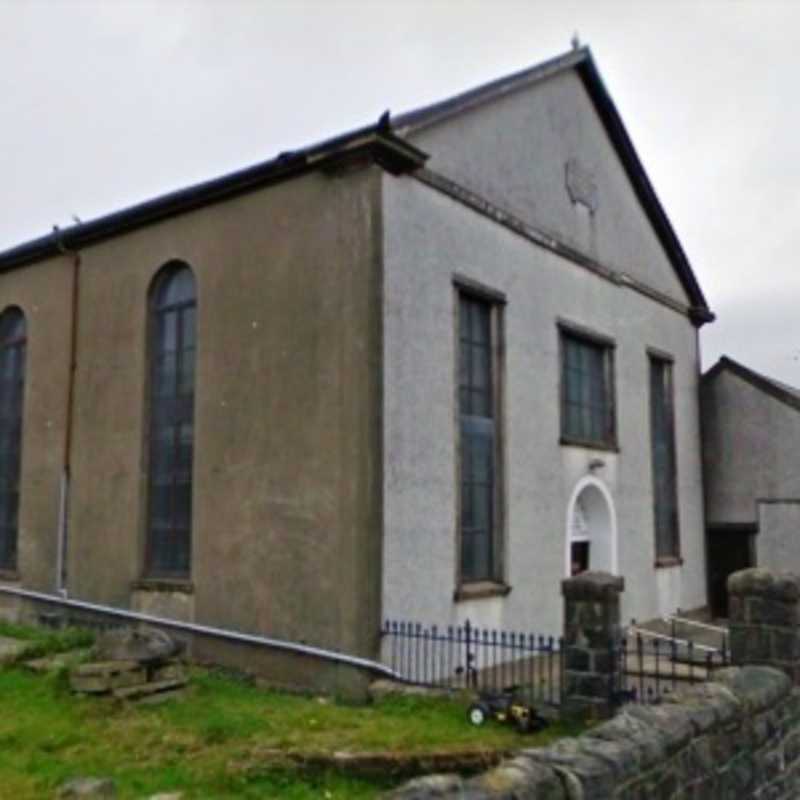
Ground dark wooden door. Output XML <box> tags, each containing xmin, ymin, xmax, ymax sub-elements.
<box><xmin>707</xmin><ymin>528</ymin><xmax>754</xmax><ymax>618</ymax></box>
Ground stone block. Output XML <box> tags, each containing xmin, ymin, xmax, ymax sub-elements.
<box><xmin>565</xmin><ymin>646</ymin><xmax>590</xmax><ymax>672</ymax></box>
<box><xmin>728</xmin><ymin>568</ymin><xmax>800</xmax><ymax>602</ymax></box>
<box><xmin>772</xmin><ymin>629</ymin><xmax>800</xmax><ymax>661</ymax></box>
<box><xmin>782</xmin><ymin>689</ymin><xmax>800</xmax><ymax>721</ymax></box>
<box><xmin>112</xmin><ymin>677</ymin><xmax>187</xmax><ymax>701</ymax></box>
<box><xmin>736</xmin><ymin>626</ymin><xmax>771</xmax><ymax>663</ymax></box>
<box><xmin>524</xmin><ymin>738</ymin><xmax>617</xmax><ymax>799</ymax></box>
<box><xmin>591</xmin><ymin>648</ymin><xmax>615</xmax><ymax>674</ymax></box>
<box><xmin>728</xmin><ymin>625</ymin><xmax>748</xmax><ymax>664</ymax></box>
<box><xmin>23</xmin><ymin>648</ymin><xmax>91</xmax><ymax>674</ymax></box>
<box><xmin>575</xmin><ymin>736</ymin><xmax>640</xmax><ymax>783</ymax></box>
<box><xmin>94</xmin><ymin>627</ymin><xmax>181</xmax><ymax>665</ymax></box>
<box><xmin>750</xmin><ymin>715</ymin><xmax>770</xmax><ymax>749</ymax></box>
<box><xmin>714</xmin><ymin>666</ymin><xmax>791</xmax><ymax>713</ymax></box>
<box><xmin>561</xmin><ymin>571</ymin><xmax>624</xmax><ymax>602</ymax></box>
<box><xmin>151</xmin><ymin>661</ymin><xmax>187</xmax><ymax>683</ymax></box>
<box><xmin>70</xmin><ymin>660</ymin><xmax>147</xmax><ymax>694</ymax></box>
<box><xmin>585</xmin><ymin>709</ymin><xmax>667</xmax><ymax>767</ymax></box>
<box><xmin>57</xmin><ymin>777</ymin><xmax>116</xmax><ymax>798</ymax></box>
<box><xmin>728</xmin><ymin>594</ymin><xmax>742</xmax><ymax>622</ymax></box>
<box><xmin>688</xmin><ymin>735</ymin><xmax>714</xmax><ymax>779</ymax></box>
<box><xmin>654</xmin><ymin>766</ymin><xmax>678</xmax><ymax>798</ymax></box>
<box><xmin>135</xmin><ymin>688</ymin><xmax>187</xmax><ymax>706</ymax></box>
<box><xmin>0</xmin><ymin>636</ymin><xmax>31</xmax><ymax>666</ymax></box>
<box><xmin>742</xmin><ymin>596</ymin><xmax>761</xmax><ymax>624</ymax></box>
<box><xmin>467</xmin><ymin>757</ymin><xmax>565</xmax><ymax>798</ymax></box>
<box><xmin>762</xmin><ymin>747</ymin><xmax>784</xmax><ymax>783</ymax></box>
<box><xmin>564</xmin><ymin>671</ymin><xmax>609</xmax><ymax>700</ymax></box>
<box><xmin>73</xmin><ymin>660</ymin><xmax>140</xmax><ymax>677</ymax></box>
<box><xmin>669</xmin><ymin>696</ymin><xmax>718</xmax><ymax>737</ymax></box>
<box><xmin>562</xmin><ymin>571</ymin><xmax>622</xmax><ymax>720</ymax></box>
<box><xmin>384</xmin><ymin>773</ymin><xmax>464</xmax><ymax>798</ymax></box>
<box><xmin>624</xmin><ymin>704</ymin><xmax>694</xmax><ymax>757</ymax></box>
<box><xmin>562</xmin><ymin>695</ymin><xmax>612</xmax><ymax>722</ymax></box>
<box><xmin>109</xmin><ymin>668</ymin><xmax>147</xmax><ymax>690</ymax></box>
<box><xmin>757</xmin><ymin>597</ymin><xmax>798</xmax><ymax>627</ymax></box>
<box><xmin>784</xmin><ymin>730</ymin><xmax>800</xmax><ymax>764</ymax></box>
<box><xmin>69</xmin><ymin>673</ymin><xmax>111</xmax><ymax>694</ymax></box>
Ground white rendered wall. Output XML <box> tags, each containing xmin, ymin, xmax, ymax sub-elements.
<box><xmin>403</xmin><ymin>69</ymin><xmax>688</xmax><ymax>305</ymax></box>
<box><xmin>381</xmin><ymin>175</ymin><xmax>707</xmax><ymax>638</ymax></box>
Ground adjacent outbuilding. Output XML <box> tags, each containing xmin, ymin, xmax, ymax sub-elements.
<box><xmin>701</xmin><ymin>356</ymin><xmax>800</xmax><ymax>616</ymax></box>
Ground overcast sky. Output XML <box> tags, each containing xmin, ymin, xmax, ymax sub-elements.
<box><xmin>0</xmin><ymin>0</ymin><xmax>797</xmax><ymax>381</ymax></box>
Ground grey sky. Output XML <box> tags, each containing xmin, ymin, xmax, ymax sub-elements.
<box><xmin>1</xmin><ymin>0</ymin><xmax>797</xmax><ymax>381</ymax></box>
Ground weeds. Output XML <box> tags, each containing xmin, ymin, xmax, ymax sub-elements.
<box><xmin>0</xmin><ymin>623</ymin><xmax>581</xmax><ymax>798</ymax></box>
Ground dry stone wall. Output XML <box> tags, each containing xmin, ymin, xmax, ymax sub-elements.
<box><xmin>728</xmin><ymin>568</ymin><xmax>800</xmax><ymax>683</ymax></box>
<box><xmin>388</xmin><ymin>666</ymin><xmax>800</xmax><ymax>799</ymax></box>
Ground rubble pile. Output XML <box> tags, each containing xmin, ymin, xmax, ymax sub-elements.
<box><xmin>69</xmin><ymin>627</ymin><xmax>187</xmax><ymax>703</ymax></box>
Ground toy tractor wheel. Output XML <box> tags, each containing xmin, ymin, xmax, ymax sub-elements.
<box><xmin>467</xmin><ymin>702</ymin><xmax>490</xmax><ymax>726</ymax></box>
<box><xmin>515</xmin><ymin>715</ymin><xmax>532</xmax><ymax>734</ymax></box>
<box><xmin>530</xmin><ymin>714</ymin><xmax>549</xmax><ymax>733</ymax></box>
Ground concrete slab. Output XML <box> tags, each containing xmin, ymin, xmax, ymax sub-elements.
<box><xmin>0</xmin><ymin>636</ymin><xmax>30</xmax><ymax>666</ymax></box>
<box><xmin>24</xmin><ymin>649</ymin><xmax>91</xmax><ymax>673</ymax></box>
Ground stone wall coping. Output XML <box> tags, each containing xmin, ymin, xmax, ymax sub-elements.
<box><xmin>561</xmin><ymin>571</ymin><xmax>625</xmax><ymax>600</ymax></box>
<box><xmin>727</xmin><ymin>567</ymin><xmax>800</xmax><ymax>600</ymax></box>
<box><xmin>384</xmin><ymin>665</ymin><xmax>791</xmax><ymax>799</ymax></box>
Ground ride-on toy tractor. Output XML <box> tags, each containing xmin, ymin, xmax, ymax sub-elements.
<box><xmin>467</xmin><ymin>687</ymin><xmax>549</xmax><ymax>733</ymax></box>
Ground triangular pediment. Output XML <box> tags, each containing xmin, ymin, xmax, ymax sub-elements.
<box><xmin>395</xmin><ymin>49</ymin><xmax>709</xmax><ymax>317</ymax></box>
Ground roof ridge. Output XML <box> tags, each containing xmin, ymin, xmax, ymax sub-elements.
<box><xmin>392</xmin><ymin>45</ymin><xmax>710</xmax><ymax>321</ymax></box>
<box><xmin>0</xmin><ymin>45</ymin><xmax>712</xmax><ymax>323</ymax></box>
<box><xmin>705</xmin><ymin>356</ymin><xmax>800</xmax><ymax>411</ymax></box>
<box><xmin>393</xmin><ymin>46</ymin><xmax>589</xmax><ymax>134</ymax></box>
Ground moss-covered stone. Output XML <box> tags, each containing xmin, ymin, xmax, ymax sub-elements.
<box><xmin>385</xmin><ymin>666</ymin><xmax>800</xmax><ymax>799</ymax></box>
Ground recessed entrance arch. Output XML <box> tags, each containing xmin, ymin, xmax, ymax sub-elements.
<box><xmin>564</xmin><ymin>477</ymin><xmax>618</xmax><ymax>576</ymax></box>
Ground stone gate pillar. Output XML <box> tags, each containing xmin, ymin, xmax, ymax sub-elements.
<box><xmin>728</xmin><ymin>568</ymin><xmax>800</xmax><ymax>683</ymax></box>
<box><xmin>561</xmin><ymin>571</ymin><xmax>624</xmax><ymax>718</ymax></box>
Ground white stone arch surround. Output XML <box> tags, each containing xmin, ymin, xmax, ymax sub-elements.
<box><xmin>564</xmin><ymin>476</ymin><xmax>618</xmax><ymax>576</ymax></box>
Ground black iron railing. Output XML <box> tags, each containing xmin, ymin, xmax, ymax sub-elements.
<box><xmin>381</xmin><ymin>619</ymin><xmax>563</xmax><ymax>705</ymax></box>
<box><xmin>611</xmin><ymin>629</ymin><xmax>730</xmax><ymax>706</ymax></box>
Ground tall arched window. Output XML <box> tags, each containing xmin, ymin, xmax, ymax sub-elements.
<box><xmin>146</xmin><ymin>265</ymin><xmax>196</xmax><ymax>577</ymax></box>
<box><xmin>0</xmin><ymin>308</ymin><xmax>25</xmax><ymax>573</ymax></box>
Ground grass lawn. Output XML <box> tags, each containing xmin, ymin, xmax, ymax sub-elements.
<box><xmin>0</xmin><ymin>626</ymin><xmax>581</xmax><ymax>798</ymax></box>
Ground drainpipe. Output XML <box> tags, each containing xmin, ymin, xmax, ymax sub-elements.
<box><xmin>53</xmin><ymin>228</ymin><xmax>81</xmax><ymax>598</ymax></box>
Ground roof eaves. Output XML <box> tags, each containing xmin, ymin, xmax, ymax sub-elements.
<box><xmin>393</xmin><ymin>47</ymin><xmax>590</xmax><ymax>135</ymax></box>
<box><xmin>574</xmin><ymin>53</ymin><xmax>712</xmax><ymax>322</ymax></box>
<box><xmin>394</xmin><ymin>46</ymin><xmax>713</xmax><ymax>325</ymax></box>
<box><xmin>703</xmin><ymin>356</ymin><xmax>800</xmax><ymax>413</ymax></box>
<box><xmin>0</xmin><ymin>126</ymin><xmax>428</xmax><ymax>271</ymax></box>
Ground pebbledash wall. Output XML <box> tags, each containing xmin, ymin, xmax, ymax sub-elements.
<box><xmin>0</xmin><ymin>164</ymin><xmax>387</xmax><ymax>697</ymax></box>
<box><xmin>381</xmin><ymin>72</ymin><xmax>708</xmax><ymax>638</ymax></box>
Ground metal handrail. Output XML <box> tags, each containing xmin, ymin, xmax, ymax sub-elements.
<box><xmin>627</xmin><ymin>625</ymin><xmax>721</xmax><ymax>654</ymax></box>
<box><xmin>666</xmin><ymin>615</ymin><xmax>728</xmax><ymax>634</ymax></box>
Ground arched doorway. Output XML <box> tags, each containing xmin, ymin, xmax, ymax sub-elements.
<box><xmin>564</xmin><ymin>478</ymin><xmax>617</xmax><ymax>576</ymax></box>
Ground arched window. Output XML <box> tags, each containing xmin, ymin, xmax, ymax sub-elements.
<box><xmin>146</xmin><ymin>265</ymin><xmax>196</xmax><ymax>577</ymax></box>
<box><xmin>0</xmin><ymin>308</ymin><xmax>26</xmax><ymax>573</ymax></box>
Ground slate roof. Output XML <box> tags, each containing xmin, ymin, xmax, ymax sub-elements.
<box><xmin>396</xmin><ymin>46</ymin><xmax>709</xmax><ymax>318</ymax></box>
<box><xmin>704</xmin><ymin>356</ymin><xmax>800</xmax><ymax>413</ymax></box>
<box><xmin>0</xmin><ymin>46</ymin><xmax>711</xmax><ymax>320</ymax></box>
<box><xmin>0</xmin><ymin>125</ymin><xmax>426</xmax><ymax>269</ymax></box>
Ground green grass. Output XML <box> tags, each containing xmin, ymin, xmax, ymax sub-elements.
<box><xmin>0</xmin><ymin>625</ymin><xmax>582</xmax><ymax>798</ymax></box>
<box><xmin>0</xmin><ymin>620</ymin><xmax>94</xmax><ymax>662</ymax></box>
